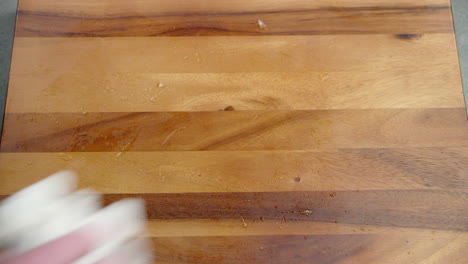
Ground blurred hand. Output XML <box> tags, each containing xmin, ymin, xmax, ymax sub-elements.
<box><xmin>0</xmin><ymin>171</ymin><xmax>151</xmax><ymax>264</ymax></box>
<box><xmin>3</xmin><ymin>226</ymin><xmax>93</xmax><ymax>264</ymax></box>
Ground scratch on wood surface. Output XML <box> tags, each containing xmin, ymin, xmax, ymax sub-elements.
<box><xmin>115</xmin><ymin>129</ymin><xmax>141</xmax><ymax>157</ymax></box>
<box><xmin>161</xmin><ymin>125</ymin><xmax>188</xmax><ymax>146</ymax></box>
<box><xmin>199</xmin><ymin>111</ymin><xmax>311</xmax><ymax>150</ymax></box>
<box><xmin>115</xmin><ymin>142</ymin><xmax>131</xmax><ymax>157</ymax></box>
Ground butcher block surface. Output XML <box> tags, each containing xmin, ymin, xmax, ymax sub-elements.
<box><xmin>1</xmin><ymin>0</ymin><xmax>468</xmax><ymax>263</ymax></box>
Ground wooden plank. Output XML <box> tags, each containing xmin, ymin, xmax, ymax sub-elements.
<box><xmin>149</xmin><ymin>233</ymin><xmax>467</xmax><ymax>264</ymax></box>
<box><xmin>145</xmin><ymin>219</ymin><xmax>464</xmax><ymax>237</ymax></box>
<box><xmin>0</xmin><ymin>190</ymin><xmax>466</xmax><ymax>231</ymax></box>
<box><xmin>147</xmin><ymin>219</ymin><xmax>468</xmax><ymax>264</ymax></box>
<box><xmin>6</xmin><ymin>69</ymin><xmax>465</xmax><ymax>113</ymax></box>
<box><xmin>17</xmin><ymin>0</ymin><xmax>451</xmax><ymax>15</ymax></box>
<box><xmin>0</xmin><ymin>148</ymin><xmax>467</xmax><ymax>194</ymax></box>
<box><xmin>1</xmin><ymin>108</ymin><xmax>467</xmax><ymax>152</ymax></box>
<box><xmin>101</xmin><ymin>190</ymin><xmax>468</xmax><ymax>231</ymax></box>
<box><xmin>9</xmin><ymin>34</ymin><xmax>460</xmax><ymax>74</ymax></box>
<box><xmin>148</xmin><ymin>234</ymin><xmax>371</xmax><ymax>264</ymax></box>
<box><xmin>146</xmin><ymin>220</ymin><xmax>467</xmax><ymax>264</ymax></box>
<box><xmin>16</xmin><ymin>3</ymin><xmax>453</xmax><ymax>37</ymax></box>
<box><xmin>16</xmin><ymin>0</ymin><xmax>452</xmax><ymax>37</ymax></box>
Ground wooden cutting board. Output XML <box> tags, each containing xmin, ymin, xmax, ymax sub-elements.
<box><xmin>1</xmin><ymin>0</ymin><xmax>467</xmax><ymax>263</ymax></box>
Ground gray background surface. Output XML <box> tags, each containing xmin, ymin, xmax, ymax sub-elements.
<box><xmin>0</xmin><ymin>0</ymin><xmax>17</xmax><ymax>133</ymax></box>
<box><xmin>0</xmin><ymin>0</ymin><xmax>467</xmax><ymax>134</ymax></box>
<box><xmin>452</xmin><ymin>0</ymin><xmax>468</xmax><ymax>109</ymax></box>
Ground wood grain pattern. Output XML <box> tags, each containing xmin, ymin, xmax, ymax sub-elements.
<box><xmin>146</xmin><ymin>220</ymin><xmax>468</xmax><ymax>263</ymax></box>
<box><xmin>149</xmin><ymin>234</ymin><xmax>375</xmax><ymax>264</ymax></box>
<box><xmin>1</xmin><ymin>0</ymin><xmax>467</xmax><ymax>263</ymax></box>
<box><xmin>1</xmin><ymin>108</ymin><xmax>467</xmax><ymax>152</ymax></box>
<box><xmin>144</xmin><ymin>219</ymin><xmax>464</xmax><ymax>237</ymax></box>
<box><xmin>149</xmin><ymin>233</ymin><xmax>467</xmax><ymax>264</ymax></box>
<box><xmin>16</xmin><ymin>6</ymin><xmax>453</xmax><ymax>37</ymax></box>
<box><xmin>6</xmin><ymin>69</ymin><xmax>465</xmax><ymax>113</ymax></box>
<box><xmin>9</xmin><ymin>34</ymin><xmax>460</xmax><ymax>75</ymax></box>
<box><xmin>7</xmin><ymin>34</ymin><xmax>462</xmax><ymax>114</ymax></box>
<box><xmin>101</xmin><ymin>190</ymin><xmax>468</xmax><ymax>231</ymax></box>
<box><xmin>2</xmin><ymin>189</ymin><xmax>466</xmax><ymax>230</ymax></box>
<box><xmin>15</xmin><ymin>0</ymin><xmax>454</xmax><ymax>37</ymax></box>
<box><xmin>1</xmin><ymin>148</ymin><xmax>467</xmax><ymax>194</ymax></box>
<box><xmin>16</xmin><ymin>0</ymin><xmax>452</xmax><ymax>13</ymax></box>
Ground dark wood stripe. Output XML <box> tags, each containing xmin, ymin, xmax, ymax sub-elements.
<box><xmin>151</xmin><ymin>234</ymin><xmax>372</xmax><ymax>264</ymax></box>
<box><xmin>102</xmin><ymin>190</ymin><xmax>468</xmax><ymax>231</ymax></box>
<box><xmin>1</xmin><ymin>108</ymin><xmax>467</xmax><ymax>152</ymax></box>
<box><xmin>16</xmin><ymin>6</ymin><xmax>452</xmax><ymax>37</ymax></box>
<box><xmin>1</xmin><ymin>189</ymin><xmax>465</xmax><ymax>230</ymax></box>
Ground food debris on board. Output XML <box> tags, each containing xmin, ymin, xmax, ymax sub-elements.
<box><xmin>257</xmin><ymin>19</ymin><xmax>269</xmax><ymax>31</ymax></box>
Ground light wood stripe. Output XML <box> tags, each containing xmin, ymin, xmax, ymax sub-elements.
<box><xmin>6</xmin><ymin>69</ymin><xmax>464</xmax><ymax>113</ymax></box>
<box><xmin>148</xmin><ymin>233</ymin><xmax>467</xmax><ymax>264</ymax></box>
<box><xmin>17</xmin><ymin>0</ymin><xmax>451</xmax><ymax>15</ymax></box>
<box><xmin>145</xmin><ymin>219</ymin><xmax>465</xmax><ymax>237</ymax></box>
<box><xmin>1</xmin><ymin>108</ymin><xmax>467</xmax><ymax>152</ymax></box>
<box><xmin>0</xmin><ymin>148</ymin><xmax>467</xmax><ymax>194</ymax></box>
<box><xmin>9</xmin><ymin>34</ymin><xmax>460</xmax><ymax>74</ymax></box>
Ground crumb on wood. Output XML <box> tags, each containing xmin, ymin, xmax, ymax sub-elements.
<box><xmin>395</xmin><ymin>33</ymin><xmax>423</xmax><ymax>40</ymax></box>
<box><xmin>319</xmin><ymin>72</ymin><xmax>329</xmax><ymax>80</ymax></box>
<box><xmin>257</xmin><ymin>19</ymin><xmax>268</xmax><ymax>31</ymax></box>
<box><xmin>241</xmin><ymin>216</ymin><xmax>247</xmax><ymax>228</ymax></box>
<box><xmin>299</xmin><ymin>209</ymin><xmax>313</xmax><ymax>216</ymax></box>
